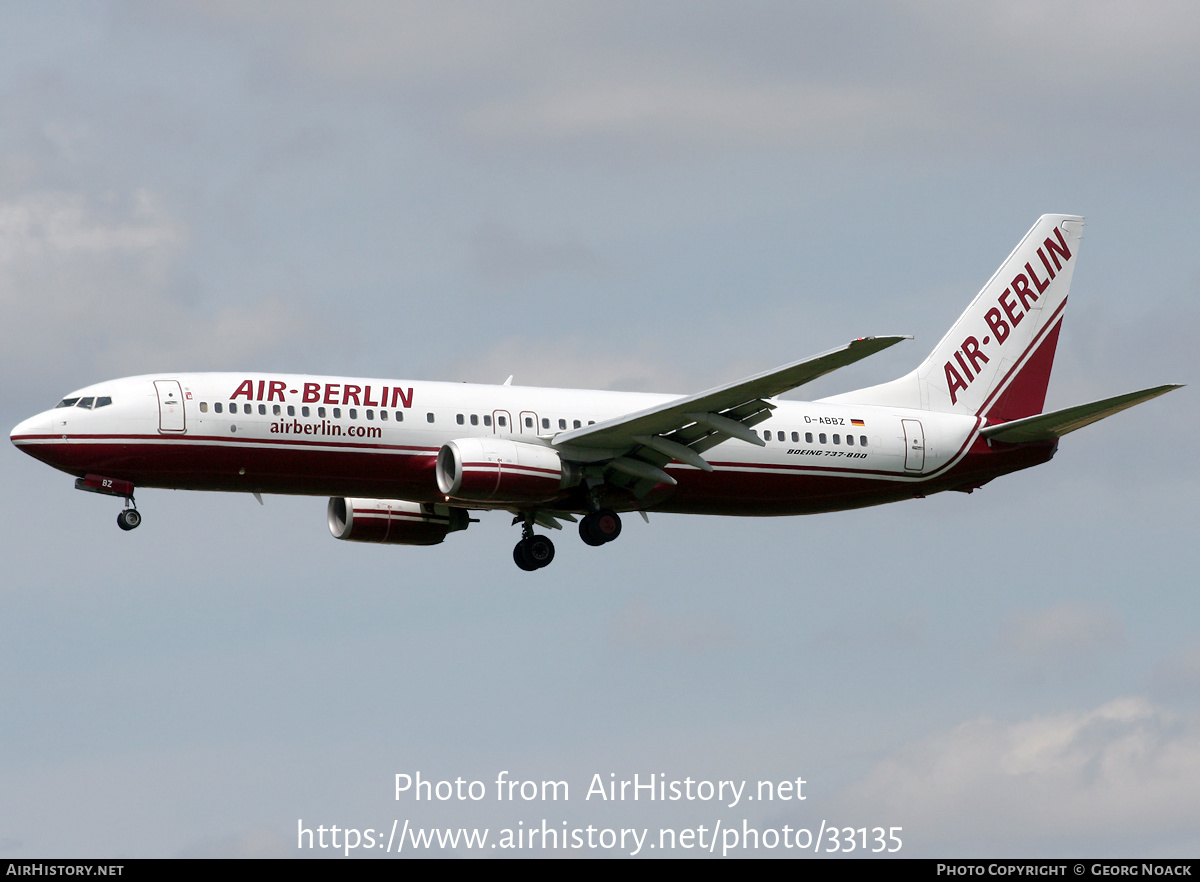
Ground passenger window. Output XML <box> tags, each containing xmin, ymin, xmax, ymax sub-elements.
<box><xmin>498</xmin><ymin>415</ymin><xmax>507</xmax><ymax>427</ymax></box>
<box><xmin>215</xmin><ymin>402</ymin><xmax>223</xmax><ymax>413</ymax></box>
<box><xmin>380</xmin><ymin>409</ymin><xmax>387</xmax><ymax>421</ymax></box>
<box><xmin>288</xmin><ymin>405</ymin><xmax>295</xmax><ymax>417</ymax></box>
<box><xmin>541</xmin><ymin>418</ymin><xmax>550</xmax><ymax>429</ymax></box>
<box><xmin>860</xmin><ymin>435</ymin><xmax>868</xmax><ymax>447</ymax></box>
<box><xmin>243</xmin><ymin>404</ymin><xmax>252</xmax><ymax>414</ymax></box>
<box><xmin>558</xmin><ymin>419</ymin><xmax>566</xmax><ymax>430</ymax></box>
<box><xmin>791</xmin><ymin>431</ymin><xmax>799</xmax><ymax>442</ymax></box>
<box><xmin>819</xmin><ymin>433</ymin><xmax>827</xmax><ymax>444</ymax></box>
<box><xmin>805</xmin><ymin>432</ymin><xmax>813</xmax><ymax>443</ymax></box>
<box><xmin>200</xmin><ymin>402</ymin><xmax>209</xmax><ymax>413</ymax></box>
<box><xmin>483</xmin><ymin>415</ymin><xmax>492</xmax><ymax>427</ymax></box>
<box><xmin>427</xmin><ymin>412</ymin><xmax>435</xmax><ymax>423</ymax></box>
<box><xmin>456</xmin><ymin>414</ymin><xmax>464</xmax><ymax>425</ymax></box>
<box><xmin>258</xmin><ymin>404</ymin><xmax>266</xmax><ymax>415</ymax></box>
<box><xmin>272</xmin><ymin>405</ymin><xmax>281</xmax><ymax>416</ymax></box>
<box><xmin>302</xmin><ymin>406</ymin><xmax>310</xmax><ymax>417</ymax></box>
<box><xmin>470</xmin><ymin>414</ymin><xmax>478</xmax><ymax>426</ymax></box>
<box><xmin>525</xmin><ymin>417</ymin><xmax>534</xmax><ymax>428</ymax></box>
<box><xmin>574</xmin><ymin>420</ymin><xmax>581</xmax><ymax>429</ymax></box>
<box><xmin>847</xmin><ymin>434</ymin><xmax>855</xmax><ymax>446</ymax></box>
<box><xmin>833</xmin><ymin>434</ymin><xmax>840</xmax><ymax>445</ymax></box>
<box><xmin>349</xmin><ymin>408</ymin><xmax>358</xmax><ymax>419</ymax></box>
<box><xmin>333</xmin><ymin>408</ymin><xmax>341</xmax><ymax>418</ymax></box>
<box><xmin>366</xmin><ymin>410</ymin><xmax>374</xmax><ymax>420</ymax></box>
<box><xmin>318</xmin><ymin>407</ymin><xmax>326</xmax><ymax>418</ymax></box>
<box><xmin>395</xmin><ymin>411</ymin><xmax>404</xmax><ymax>422</ymax></box>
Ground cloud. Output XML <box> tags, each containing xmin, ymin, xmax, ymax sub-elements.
<box><xmin>166</xmin><ymin>2</ymin><xmax>1200</xmax><ymax>160</ymax></box>
<box><xmin>1152</xmin><ymin>647</ymin><xmax>1200</xmax><ymax>703</ymax></box>
<box><xmin>467</xmin><ymin>221</ymin><xmax>614</xmax><ymax>288</ymax></box>
<box><xmin>997</xmin><ymin>602</ymin><xmax>1126</xmax><ymax>667</ymax></box>
<box><xmin>609</xmin><ymin>596</ymin><xmax>743</xmax><ymax>654</ymax></box>
<box><xmin>834</xmin><ymin>696</ymin><xmax>1200</xmax><ymax>853</ymax></box>
<box><xmin>177</xmin><ymin>827</ymin><xmax>290</xmax><ymax>858</ymax></box>
<box><xmin>0</xmin><ymin>187</ymin><xmax>313</xmax><ymax>406</ymax></box>
<box><xmin>462</xmin><ymin>76</ymin><xmax>927</xmax><ymax>153</ymax></box>
<box><xmin>448</xmin><ymin>336</ymin><xmax>703</xmax><ymax>392</ymax></box>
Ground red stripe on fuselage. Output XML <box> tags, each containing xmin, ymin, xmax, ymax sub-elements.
<box><xmin>13</xmin><ymin>421</ymin><xmax>1053</xmax><ymax>516</ymax></box>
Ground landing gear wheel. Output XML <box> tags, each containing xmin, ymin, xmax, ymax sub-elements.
<box><xmin>513</xmin><ymin>535</ymin><xmax>555</xmax><ymax>571</ymax></box>
<box><xmin>514</xmin><ymin>541</ymin><xmax>539</xmax><ymax>571</ymax></box>
<box><xmin>580</xmin><ymin>509</ymin><xmax>621</xmax><ymax>546</ymax></box>
<box><xmin>117</xmin><ymin>509</ymin><xmax>142</xmax><ymax>531</ymax></box>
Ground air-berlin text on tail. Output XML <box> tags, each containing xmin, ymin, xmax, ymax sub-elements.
<box><xmin>228</xmin><ymin>379</ymin><xmax>414</xmax><ymax>408</ymax></box>
<box><xmin>944</xmin><ymin>227</ymin><xmax>1072</xmax><ymax>405</ymax></box>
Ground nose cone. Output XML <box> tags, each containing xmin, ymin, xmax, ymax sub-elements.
<box><xmin>11</xmin><ymin>411</ymin><xmax>52</xmax><ymax>455</ymax></box>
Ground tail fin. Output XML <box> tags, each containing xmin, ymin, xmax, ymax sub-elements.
<box><xmin>826</xmin><ymin>214</ymin><xmax>1084</xmax><ymax>419</ymax></box>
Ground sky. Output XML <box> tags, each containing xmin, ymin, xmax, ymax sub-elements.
<box><xmin>1</xmin><ymin>1</ymin><xmax>1197</xmax><ymax>858</ymax></box>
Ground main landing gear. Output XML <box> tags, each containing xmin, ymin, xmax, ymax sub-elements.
<box><xmin>511</xmin><ymin>509</ymin><xmax>625</xmax><ymax>571</ymax></box>
<box><xmin>513</xmin><ymin>517</ymin><xmax>555</xmax><ymax>571</ymax></box>
<box><xmin>579</xmin><ymin>509</ymin><xmax>622</xmax><ymax>546</ymax></box>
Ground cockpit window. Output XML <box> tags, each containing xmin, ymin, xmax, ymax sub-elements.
<box><xmin>94</xmin><ymin>397</ymin><xmax>112</xmax><ymax>408</ymax></box>
<box><xmin>55</xmin><ymin>398</ymin><xmax>80</xmax><ymax>408</ymax></box>
<box><xmin>76</xmin><ymin>397</ymin><xmax>95</xmax><ymax>409</ymax></box>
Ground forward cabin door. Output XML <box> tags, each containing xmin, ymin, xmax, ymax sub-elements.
<box><xmin>155</xmin><ymin>380</ymin><xmax>187</xmax><ymax>434</ymax></box>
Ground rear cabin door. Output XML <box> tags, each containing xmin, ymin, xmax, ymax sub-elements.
<box><xmin>902</xmin><ymin>419</ymin><xmax>924</xmax><ymax>471</ymax></box>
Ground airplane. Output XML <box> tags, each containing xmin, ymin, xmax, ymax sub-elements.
<box><xmin>10</xmin><ymin>215</ymin><xmax>1181</xmax><ymax>571</ymax></box>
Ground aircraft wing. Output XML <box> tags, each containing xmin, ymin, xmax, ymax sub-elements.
<box><xmin>979</xmin><ymin>384</ymin><xmax>1182</xmax><ymax>443</ymax></box>
<box><xmin>551</xmin><ymin>336</ymin><xmax>909</xmax><ymax>486</ymax></box>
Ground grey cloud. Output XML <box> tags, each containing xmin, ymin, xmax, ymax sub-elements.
<box><xmin>609</xmin><ymin>596</ymin><xmax>743</xmax><ymax>655</ymax></box>
<box><xmin>164</xmin><ymin>2</ymin><xmax>1200</xmax><ymax>161</ymax></box>
<box><xmin>0</xmin><ymin>187</ymin><xmax>314</xmax><ymax>406</ymax></box>
<box><xmin>467</xmin><ymin>221</ymin><xmax>613</xmax><ymax>288</ymax></box>
<box><xmin>834</xmin><ymin>697</ymin><xmax>1200</xmax><ymax>853</ymax></box>
<box><xmin>997</xmin><ymin>602</ymin><xmax>1126</xmax><ymax>666</ymax></box>
<box><xmin>1152</xmin><ymin>647</ymin><xmax>1200</xmax><ymax>703</ymax></box>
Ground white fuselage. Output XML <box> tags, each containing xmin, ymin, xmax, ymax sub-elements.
<box><xmin>11</xmin><ymin>372</ymin><xmax>1049</xmax><ymax>517</ymax></box>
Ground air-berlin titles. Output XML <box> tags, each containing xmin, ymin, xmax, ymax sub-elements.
<box><xmin>943</xmin><ymin>227</ymin><xmax>1072</xmax><ymax>405</ymax></box>
<box><xmin>228</xmin><ymin>379</ymin><xmax>414</xmax><ymax>408</ymax></box>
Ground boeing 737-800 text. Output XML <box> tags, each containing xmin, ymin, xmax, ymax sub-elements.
<box><xmin>10</xmin><ymin>215</ymin><xmax>1181</xmax><ymax>570</ymax></box>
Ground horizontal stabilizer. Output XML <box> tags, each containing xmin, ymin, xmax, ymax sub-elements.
<box><xmin>979</xmin><ymin>384</ymin><xmax>1182</xmax><ymax>443</ymax></box>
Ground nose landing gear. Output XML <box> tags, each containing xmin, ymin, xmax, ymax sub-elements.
<box><xmin>75</xmin><ymin>474</ymin><xmax>141</xmax><ymax>531</ymax></box>
<box><xmin>117</xmin><ymin>506</ymin><xmax>142</xmax><ymax>531</ymax></box>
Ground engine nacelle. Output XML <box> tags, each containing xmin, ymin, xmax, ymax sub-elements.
<box><xmin>436</xmin><ymin>437</ymin><xmax>579</xmax><ymax>504</ymax></box>
<box><xmin>328</xmin><ymin>498</ymin><xmax>469</xmax><ymax>546</ymax></box>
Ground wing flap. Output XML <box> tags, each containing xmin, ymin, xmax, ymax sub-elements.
<box><xmin>979</xmin><ymin>384</ymin><xmax>1182</xmax><ymax>443</ymax></box>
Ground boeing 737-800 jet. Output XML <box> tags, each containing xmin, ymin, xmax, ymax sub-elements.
<box><xmin>10</xmin><ymin>215</ymin><xmax>1181</xmax><ymax>570</ymax></box>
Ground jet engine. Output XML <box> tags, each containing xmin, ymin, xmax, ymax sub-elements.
<box><xmin>435</xmin><ymin>437</ymin><xmax>580</xmax><ymax>504</ymax></box>
<box><xmin>328</xmin><ymin>498</ymin><xmax>469</xmax><ymax>546</ymax></box>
